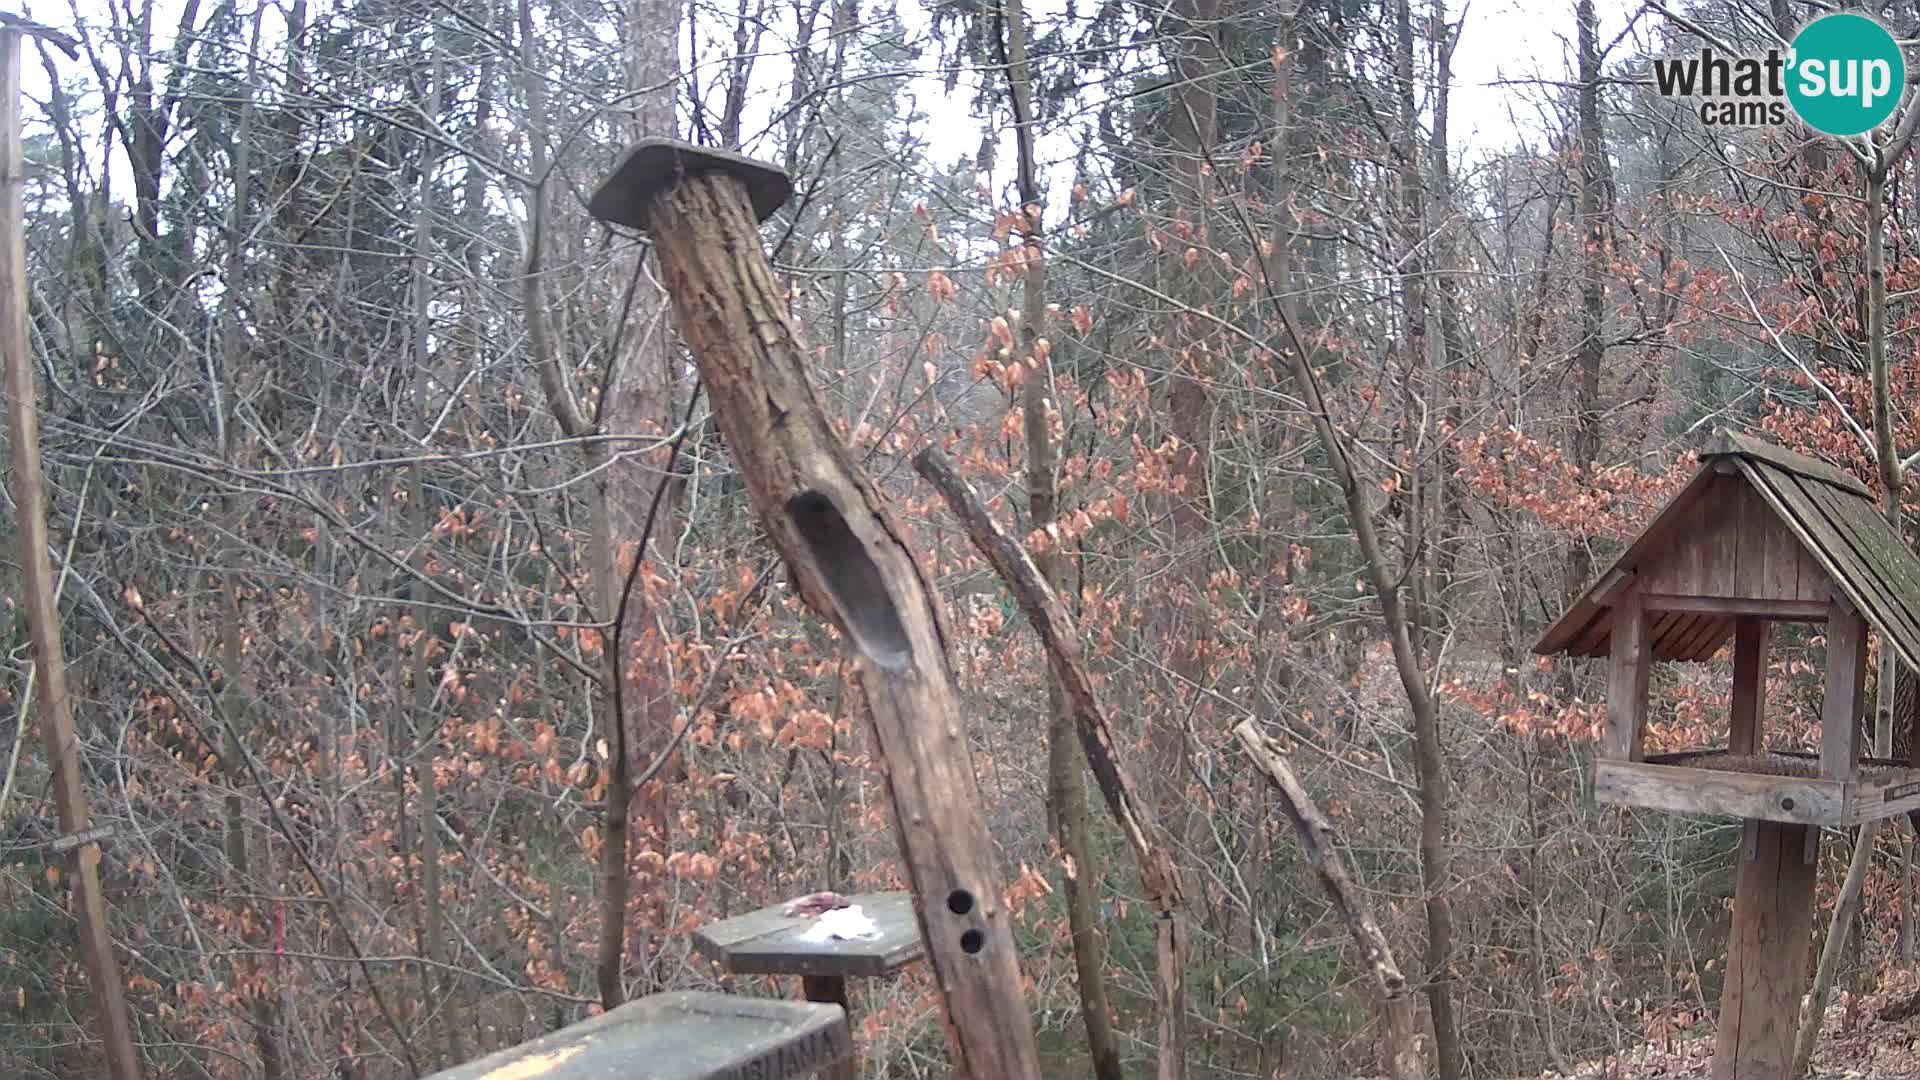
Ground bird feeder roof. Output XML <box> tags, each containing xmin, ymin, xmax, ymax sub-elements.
<box><xmin>1533</xmin><ymin>430</ymin><xmax>1920</xmax><ymax>670</ymax></box>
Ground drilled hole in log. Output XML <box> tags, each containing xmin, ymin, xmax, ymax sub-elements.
<box><xmin>1781</xmin><ymin>797</ymin><xmax>1796</xmax><ymax>811</ymax></box>
<box><xmin>786</xmin><ymin>490</ymin><xmax>911</xmax><ymax>671</ymax></box>
<box><xmin>946</xmin><ymin>889</ymin><xmax>974</xmax><ymax>915</ymax></box>
<box><xmin>960</xmin><ymin>929</ymin><xmax>985</xmax><ymax>955</ymax></box>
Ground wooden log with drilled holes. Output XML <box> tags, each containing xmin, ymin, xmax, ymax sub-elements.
<box><xmin>587</xmin><ymin>139</ymin><xmax>1040</xmax><ymax>1079</ymax></box>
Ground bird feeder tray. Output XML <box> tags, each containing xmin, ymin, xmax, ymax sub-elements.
<box><xmin>1596</xmin><ymin>749</ymin><xmax>1920</xmax><ymax>826</ymax></box>
<box><xmin>425</xmin><ymin>990</ymin><xmax>850</xmax><ymax>1080</ymax></box>
<box><xmin>1537</xmin><ymin>430</ymin><xmax>1920</xmax><ymax>804</ymax></box>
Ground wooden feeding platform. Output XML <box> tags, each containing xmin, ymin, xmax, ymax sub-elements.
<box><xmin>1598</xmin><ymin>749</ymin><xmax>1920</xmax><ymax>826</ymax></box>
<box><xmin>425</xmin><ymin>990</ymin><xmax>851</xmax><ymax>1080</ymax></box>
<box><xmin>693</xmin><ymin>891</ymin><xmax>923</xmax><ymax>1080</ymax></box>
<box><xmin>1536</xmin><ymin>430</ymin><xmax>1920</xmax><ymax>1080</ymax></box>
<box><xmin>693</xmin><ymin>890</ymin><xmax>923</xmax><ymax>979</ymax></box>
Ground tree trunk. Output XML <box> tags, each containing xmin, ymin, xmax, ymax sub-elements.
<box><xmin>998</xmin><ymin>0</ymin><xmax>1125</xmax><ymax>1075</ymax></box>
<box><xmin>218</xmin><ymin>16</ymin><xmax>285</xmax><ymax>1072</ymax></box>
<box><xmin>1568</xmin><ymin>0</ymin><xmax>1608</xmax><ymax>603</ymax></box>
<box><xmin>1151</xmin><ymin>0</ymin><xmax>1221</xmax><ymax>881</ymax></box>
<box><xmin>597</xmin><ymin>0</ymin><xmax>686</xmax><ymax>1002</ymax></box>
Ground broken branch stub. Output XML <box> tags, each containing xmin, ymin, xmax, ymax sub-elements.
<box><xmin>588</xmin><ymin>140</ymin><xmax>1041</xmax><ymax>1079</ymax></box>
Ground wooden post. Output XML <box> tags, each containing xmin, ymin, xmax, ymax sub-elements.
<box><xmin>0</xmin><ymin>26</ymin><xmax>142</xmax><ymax>1080</ymax></box>
<box><xmin>1730</xmin><ymin>618</ymin><xmax>1768</xmax><ymax>755</ymax></box>
<box><xmin>1604</xmin><ymin>590</ymin><xmax>1651</xmax><ymax>761</ymax></box>
<box><xmin>1821</xmin><ymin>596</ymin><xmax>1867</xmax><ymax>781</ymax></box>
<box><xmin>588</xmin><ymin>140</ymin><xmax>1042</xmax><ymax>1079</ymax></box>
<box><xmin>1712</xmin><ymin>821</ymin><xmax>1819</xmax><ymax>1080</ymax></box>
<box><xmin>801</xmin><ymin>976</ymin><xmax>855</xmax><ymax>1080</ymax></box>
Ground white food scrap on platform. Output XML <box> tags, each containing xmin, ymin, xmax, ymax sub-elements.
<box><xmin>796</xmin><ymin>904</ymin><xmax>881</xmax><ymax>944</ymax></box>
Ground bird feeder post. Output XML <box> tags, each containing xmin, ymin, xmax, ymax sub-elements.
<box><xmin>1712</xmin><ymin>820</ymin><xmax>1819</xmax><ymax>1079</ymax></box>
<box><xmin>587</xmin><ymin>140</ymin><xmax>1041</xmax><ymax>1079</ymax></box>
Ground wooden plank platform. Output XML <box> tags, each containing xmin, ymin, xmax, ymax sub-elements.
<box><xmin>694</xmin><ymin>891</ymin><xmax>923</xmax><ymax>978</ymax></box>
<box><xmin>426</xmin><ymin>990</ymin><xmax>850</xmax><ymax>1080</ymax></box>
<box><xmin>1596</xmin><ymin>752</ymin><xmax>1920</xmax><ymax>825</ymax></box>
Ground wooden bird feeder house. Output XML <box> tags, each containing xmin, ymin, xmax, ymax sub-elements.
<box><xmin>1536</xmin><ymin>429</ymin><xmax>1920</xmax><ymax>1078</ymax></box>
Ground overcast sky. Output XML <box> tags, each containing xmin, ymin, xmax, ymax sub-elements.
<box><xmin>17</xmin><ymin>0</ymin><xmax>1634</xmax><ymax>230</ymax></box>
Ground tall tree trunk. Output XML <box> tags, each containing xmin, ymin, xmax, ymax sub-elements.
<box><xmin>999</xmin><ymin>1</ymin><xmax>1125</xmax><ymax>1076</ymax></box>
<box><xmin>1391</xmin><ymin>2</ymin><xmax>1463</xmax><ymax>1075</ymax></box>
<box><xmin>1155</xmin><ymin>0</ymin><xmax>1220</xmax><ymax>902</ymax></box>
<box><xmin>594</xmin><ymin>0</ymin><xmax>686</xmax><ymax>1004</ymax></box>
<box><xmin>407</xmin><ymin>33</ymin><xmax>460</xmax><ymax>1064</ymax></box>
<box><xmin>1391</xmin><ymin>0</ymin><xmax>1432</xmax><ymax>653</ymax></box>
<box><xmin>1425</xmin><ymin>0</ymin><xmax>1467</xmax><ymax>642</ymax></box>
<box><xmin>1568</xmin><ymin>0</ymin><xmax>1608</xmax><ymax>602</ymax></box>
<box><xmin>1793</xmin><ymin>141</ymin><xmax>1913</xmax><ymax>1077</ymax></box>
<box><xmin>217</xmin><ymin>14</ymin><xmax>284</xmax><ymax>1073</ymax></box>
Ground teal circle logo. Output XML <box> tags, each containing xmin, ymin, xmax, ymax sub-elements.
<box><xmin>1787</xmin><ymin>13</ymin><xmax>1905</xmax><ymax>136</ymax></box>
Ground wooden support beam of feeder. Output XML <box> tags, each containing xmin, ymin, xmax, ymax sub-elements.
<box><xmin>1713</xmin><ymin>821</ymin><xmax>1819</xmax><ymax>1080</ymax></box>
<box><xmin>1821</xmin><ymin>593</ymin><xmax>1868</xmax><ymax>781</ymax></box>
<box><xmin>1729</xmin><ymin>618</ymin><xmax>1768</xmax><ymax>756</ymax></box>
<box><xmin>587</xmin><ymin>138</ymin><xmax>1041</xmax><ymax>1080</ymax></box>
<box><xmin>1605</xmin><ymin>590</ymin><xmax>1651</xmax><ymax>761</ymax></box>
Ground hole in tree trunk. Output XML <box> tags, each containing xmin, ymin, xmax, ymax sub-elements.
<box><xmin>786</xmin><ymin>490</ymin><xmax>911</xmax><ymax>672</ymax></box>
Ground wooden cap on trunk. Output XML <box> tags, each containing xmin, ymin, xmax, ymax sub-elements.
<box><xmin>588</xmin><ymin>137</ymin><xmax>793</xmax><ymax>230</ymax></box>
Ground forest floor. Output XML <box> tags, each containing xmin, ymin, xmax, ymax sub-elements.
<box><xmin>1533</xmin><ymin>975</ymin><xmax>1920</xmax><ymax>1078</ymax></box>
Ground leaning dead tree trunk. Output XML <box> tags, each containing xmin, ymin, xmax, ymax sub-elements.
<box><xmin>1232</xmin><ymin>720</ymin><xmax>1423</xmax><ymax>1080</ymax></box>
<box><xmin>587</xmin><ymin>141</ymin><xmax>1042</xmax><ymax>1079</ymax></box>
<box><xmin>916</xmin><ymin>449</ymin><xmax>1188</xmax><ymax>1080</ymax></box>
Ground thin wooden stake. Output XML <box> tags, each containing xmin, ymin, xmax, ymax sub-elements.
<box><xmin>0</xmin><ymin>26</ymin><xmax>142</xmax><ymax>1080</ymax></box>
